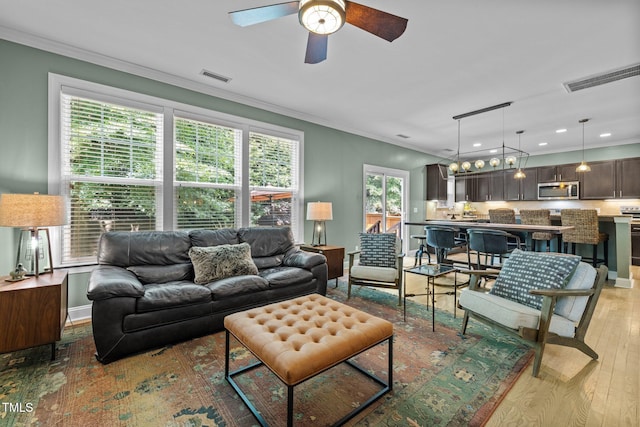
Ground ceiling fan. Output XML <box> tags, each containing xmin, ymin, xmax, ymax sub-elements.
<box><xmin>229</xmin><ymin>0</ymin><xmax>408</xmax><ymax>64</ymax></box>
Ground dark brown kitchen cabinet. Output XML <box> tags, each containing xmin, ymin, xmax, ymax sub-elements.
<box><xmin>426</xmin><ymin>164</ymin><xmax>448</xmax><ymax>201</ymax></box>
<box><xmin>455</xmin><ymin>175</ymin><xmax>474</xmax><ymax>202</ymax></box>
<box><xmin>617</xmin><ymin>157</ymin><xmax>640</xmax><ymax>199</ymax></box>
<box><xmin>474</xmin><ymin>171</ymin><xmax>504</xmax><ymax>201</ymax></box>
<box><xmin>537</xmin><ymin>164</ymin><xmax>580</xmax><ymax>182</ymax></box>
<box><xmin>504</xmin><ymin>168</ymin><xmax>538</xmax><ymax>200</ymax></box>
<box><xmin>581</xmin><ymin>157</ymin><xmax>640</xmax><ymax>199</ymax></box>
<box><xmin>580</xmin><ymin>161</ymin><xmax>616</xmax><ymax>199</ymax></box>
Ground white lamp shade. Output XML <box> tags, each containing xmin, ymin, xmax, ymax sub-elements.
<box><xmin>306</xmin><ymin>202</ymin><xmax>333</xmax><ymax>221</ymax></box>
<box><xmin>0</xmin><ymin>193</ymin><xmax>66</xmax><ymax>228</ymax></box>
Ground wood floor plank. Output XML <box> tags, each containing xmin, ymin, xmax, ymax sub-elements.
<box><xmin>384</xmin><ymin>257</ymin><xmax>639</xmax><ymax>426</ymax></box>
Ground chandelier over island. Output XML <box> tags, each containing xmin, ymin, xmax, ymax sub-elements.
<box><xmin>444</xmin><ymin>102</ymin><xmax>530</xmax><ymax>180</ymax></box>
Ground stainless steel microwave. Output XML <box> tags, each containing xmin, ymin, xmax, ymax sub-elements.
<box><xmin>537</xmin><ymin>181</ymin><xmax>580</xmax><ymax>200</ymax></box>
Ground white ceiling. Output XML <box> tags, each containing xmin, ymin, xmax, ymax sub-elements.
<box><xmin>1</xmin><ymin>0</ymin><xmax>639</xmax><ymax>161</ymax></box>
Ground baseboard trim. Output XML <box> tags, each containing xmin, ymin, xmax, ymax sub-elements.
<box><xmin>68</xmin><ymin>304</ymin><xmax>92</xmax><ymax>324</ymax></box>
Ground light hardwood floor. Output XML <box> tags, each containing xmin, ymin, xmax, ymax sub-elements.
<box><xmin>392</xmin><ymin>258</ymin><xmax>639</xmax><ymax>426</ymax></box>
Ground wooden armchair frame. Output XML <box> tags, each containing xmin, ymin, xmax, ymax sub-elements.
<box><xmin>348</xmin><ymin>250</ymin><xmax>404</xmax><ymax>306</ymax></box>
<box><xmin>460</xmin><ymin>264</ymin><xmax>608</xmax><ymax>377</ymax></box>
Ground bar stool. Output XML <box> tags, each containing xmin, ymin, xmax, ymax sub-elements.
<box><xmin>489</xmin><ymin>208</ymin><xmax>528</xmax><ymax>250</ymax></box>
<box><xmin>561</xmin><ymin>209</ymin><xmax>609</xmax><ymax>267</ymax></box>
<box><xmin>425</xmin><ymin>226</ymin><xmax>466</xmax><ymax>265</ymax></box>
<box><xmin>466</xmin><ymin>228</ymin><xmax>522</xmax><ymax>270</ymax></box>
<box><xmin>410</xmin><ymin>234</ymin><xmax>429</xmax><ymax>266</ymax></box>
<box><xmin>520</xmin><ymin>209</ymin><xmax>553</xmax><ymax>252</ymax></box>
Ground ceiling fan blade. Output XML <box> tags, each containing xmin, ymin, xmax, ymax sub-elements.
<box><xmin>304</xmin><ymin>32</ymin><xmax>328</xmax><ymax>64</ymax></box>
<box><xmin>345</xmin><ymin>1</ymin><xmax>408</xmax><ymax>42</ymax></box>
<box><xmin>229</xmin><ymin>1</ymin><xmax>299</xmax><ymax>27</ymax></box>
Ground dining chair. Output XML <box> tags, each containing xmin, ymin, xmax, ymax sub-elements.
<box><xmin>560</xmin><ymin>209</ymin><xmax>609</xmax><ymax>268</ymax></box>
<box><xmin>425</xmin><ymin>226</ymin><xmax>466</xmax><ymax>265</ymax></box>
<box><xmin>466</xmin><ymin>228</ymin><xmax>522</xmax><ymax>270</ymax></box>
<box><xmin>489</xmin><ymin>208</ymin><xmax>528</xmax><ymax>250</ymax></box>
<box><xmin>520</xmin><ymin>209</ymin><xmax>553</xmax><ymax>252</ymax></box>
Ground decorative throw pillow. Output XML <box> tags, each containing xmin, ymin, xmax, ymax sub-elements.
<box><xmin>189</xmin><ymin>243</ymin><xmax>259</xmax><ymax>285</ymax></box>
<box><xmin>358</xmin><ymin>233</ymin><xmax>397</xmax><ymax>268</ymax></box>
<box><xmin>489</xmin><ymin>250</ymin><xmax>581</xmax><ymax>310</ymax></box>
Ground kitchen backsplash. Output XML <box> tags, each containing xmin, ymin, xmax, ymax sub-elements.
<box><xmin>426</xmin><ymin>199</ymin><xmax>638</xmax><ymax>219</ymax></box>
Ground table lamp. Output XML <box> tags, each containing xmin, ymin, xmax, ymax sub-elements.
<box><xmin>0</xmin><ymin>193</ymin><xmax>66</xmax><ymax>276</ymax></box>
<box><xmin>306</xmin><ymin>201</ymin><xmax>333</xmax><ymax>246</ymax></box>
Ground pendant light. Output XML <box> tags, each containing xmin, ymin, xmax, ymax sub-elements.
<box><xmin>513</xmin><ymin>130</ymin><xmax>526</xmax><ymax>179</ymax></box>
<box><xmin>576</xmin><ymin>118</ymin><xmax>591</xmax><ymax>172</ymax></box>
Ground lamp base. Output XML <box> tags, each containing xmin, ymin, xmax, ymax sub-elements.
<box><xmin>311</xmin><ymin>220</ymin><xmax>327</xmax><ymax>246</ymax></box>
<box><xmin>16</xmin><ymin>228</ymin><xmax>54</xmax><ymax>277</ymax></box>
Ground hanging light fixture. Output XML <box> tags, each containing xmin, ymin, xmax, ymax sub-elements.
<box><xmin>299</xmin><ymin>0</ymin><xmax>346</xmax><ymax>35</ymax></box>
<box><xmin>513</xmin><ymin>130</ymin><xmax>526</xmax><ymax>179</ymax></box>
<box><xmin>449</xmin><ymin>120</ymin><xmax>461</xmax><ymax>173</ymax></box>
<box><xmin>576</xmin><ymin>118</ymin><xmax>591</xmax><ymax>172</ymax></box>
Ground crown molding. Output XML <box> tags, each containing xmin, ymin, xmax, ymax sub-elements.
<box><xmin>0</xmin><ymin>25</ymin><xmax>431</xmax><ymax>155</ymax></box>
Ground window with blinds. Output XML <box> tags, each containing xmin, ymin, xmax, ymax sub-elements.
<box><xmin>52</xmin><ymin>75</ymin><xmax>303</xmax><ymax>266</ymax></box>
<box><xmin>249</xmin><ymin>132</ymin><xmax>299</xmax><ymax>231</ymax></box>
<box><xmin>60</xmin><ymin>94</ymin><xmax>163</xmax><ymax>264</ymax></box>
<box><xmin>174</xmin><ymin>117</ymin><xmax>242</xmax><ymax>230</ymax></box>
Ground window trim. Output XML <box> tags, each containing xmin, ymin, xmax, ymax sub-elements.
<box><xmin>48</xmin><ymin>73</ymin><xmax>304</xmax><ymax>267</ymax></box>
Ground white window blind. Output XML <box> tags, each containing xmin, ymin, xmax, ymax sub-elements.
<box><xmin>51</xmin><ymin>74</ymin><xmax>304</xmax><ymax>267</ymax></box>
<box><xmin>60</xmin><ymin>94</ymin><xmax>163</xmax><ymax>264</ymax></box>
<box><xmin>174</xmin><ymin>117</ymin><xmax>242</xmax><ymax>229</ymax></box>
<box><xmin>249</xmin><ymin>132</ymin><xmax>299</xmax><ymax>231</ymax></box>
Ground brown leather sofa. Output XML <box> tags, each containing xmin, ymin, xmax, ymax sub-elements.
<box><xmin>87</xmin><ymin>227</ymin><xmax>328</xmax><ymax>363</ymax></box>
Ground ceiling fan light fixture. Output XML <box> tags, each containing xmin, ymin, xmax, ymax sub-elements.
<box><xmin>299</xmin><ymin>0</ymin><xmax>346</xmax><ymax>35</ymax></box>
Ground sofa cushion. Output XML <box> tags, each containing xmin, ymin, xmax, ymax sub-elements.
<box><xmin>554</xmin><ymin>262</ymin><xmax>597</xmax><ymax>321</ymax></box>
<box><xmin>459</xmin><ymin>288</ymin><xmax>577</xmax><ymax>338</ymax></box>
<box><xmin>489</xmin><ymin>250</ymin><xmax>581</xmax><ymax>310</ymax></box>
<box><xmin>350</xmin><ymin>264</ymin><xmax>398</xmax><ymax>283</ymax></box>
<box><xmin>238</xmin><ymin>227</ymin><xmax>295</xmax><ymax>257</ymax></box>
<box><xmin>98</xmin><ymin>231</ymin><xmax>192</xmax><ymax>267</ymax></box>
<box><xmin>189</xmin><ymin>243</ymin><xmax>259</xmax><ymax>285</ymax></box>
<box><xmin>127</xmin><ymin>263</ymin><xmax>194</xmax><ymax>285</ymax></box>
<box><xmin>189</xmin><ymin>228</ymin><xmax>239</xmax><ymax>247</ymax></box>
<box><xmin>253</xmin><ymin>255</ymin><xmax>284</xmax><ymax>270</ymax></box>
<box><xmin>259</xmin><ymin>266</ymin><xmax>314</xmax><ymax>288</ymax></box>
<box><xmin>136</xmin><ymin>282</ymin><xmax>212</xmax><ymax>312</ymax></box>
<box><xmin>205</xmin><ymin>275</ymin><xmax>270</xmax><ymax>300</ymax></box>
<box><xmin>358</xmin><ymin>233</ymin><xmax>397</xmax><ymax>268</ymax></box>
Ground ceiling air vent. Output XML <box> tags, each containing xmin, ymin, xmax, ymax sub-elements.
<box><xmin>563</xmin><ymin>63</ymin><xmax>640</xmax><ymax>93</ymax></box>
<box><xmin>200</xmin><ymin>69</ymin><xmax>232</xmax><ymax>83</ymax></box>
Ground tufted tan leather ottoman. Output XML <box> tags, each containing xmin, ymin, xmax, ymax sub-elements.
<box><xmin>224</xmin><ymin>293</ymin><xmax>393</xmax><ymax>427</ymax></box>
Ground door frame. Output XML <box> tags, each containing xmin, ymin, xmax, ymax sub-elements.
<box><xmin>362</xmin><ymin>164</ymin><xmax>410</xmax><ymax>253</ymax></box>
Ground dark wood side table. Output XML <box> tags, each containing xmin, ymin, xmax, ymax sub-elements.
<box><xmin>300</xmin><ymin>245</ymin><xmax>345</xmax><ymax>287</ymax></box>
<box><xmin>0</xmin><ymin>270</ymin><xmax>68</xmax><ymax>360</ymax></box>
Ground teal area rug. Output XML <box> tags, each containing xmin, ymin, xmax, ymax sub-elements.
<box><xmin>0</xmin><ymin>282</ymin><xmax>532</xmax><ymax>426</ymax></box>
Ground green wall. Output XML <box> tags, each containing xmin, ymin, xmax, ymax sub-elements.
<box><xmin>2</xmin><ymin>39</ymin><xmax>639</xmax><ymax>310</ymax></box>
<box><xmin>0</xmin><ymin>39</ymin><xmax>437</xmax><ymax>309</ymax></box>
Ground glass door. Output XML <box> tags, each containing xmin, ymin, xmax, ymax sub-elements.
<box><xmin>364</xmin><ymin>165</ymin><xmax>408</xmax><ymax>241</ymax></box>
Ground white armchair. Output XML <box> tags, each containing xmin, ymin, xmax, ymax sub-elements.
<box><xmin>459</xmin><ymin>249</ymin><xmax>607</xmax><ymax>377</ymax></box>
<box><xmin>348</xmin><ymin>233</ymin><xmax>404</xmax><ymax>305</ymax></box>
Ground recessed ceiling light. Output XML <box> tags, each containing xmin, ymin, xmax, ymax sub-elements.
<box><xmin>489</xmin><ymin>149</ymin><xmax>498</xmax><ymax>154</ymax></box>
<box><xmin>473</xmin><ymin>142</ymin><xmax>482</xmax><ymax>147</ymax></box>
<box><xmin>600</xmin><ymin>133</ymin><xmax>611</xmax><ymax>138</ymax></box>
<box><xmin>539</xmin><ymin>142</ymin><xmax>548</xmax><ymax>146</ymax></box>
<box><xmin>556</xmin><ymin>128</ymin><xmax>567</xmax><ymax>133</ymax></box>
